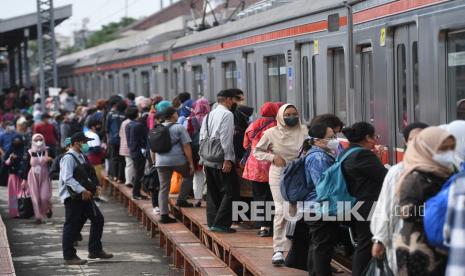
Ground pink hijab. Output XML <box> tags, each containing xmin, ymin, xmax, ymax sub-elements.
<box><xmin>192</xmin><ymin>98</ymin><xmax>210</xmax><ymax>125</ymax></box>
<box><xmin>30</xmin><ymin>133</ymin><xmax>47</xmax><ymax>153</ymax></box>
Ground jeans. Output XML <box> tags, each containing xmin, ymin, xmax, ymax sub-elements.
<box><xmin>124</xmin><ymin>156</ymin><xmax>134</xmax><ymax>185</ymax></box>
<box><xmin>157</xmin><ymin>164</ymin><xmax>193</xmax><ymax>215</ymax></box>
<box><xmin>132</xmin><ymin>155</ymin><xmax>145</xmax><ymax>197</ymax></box>
<box><xmin>62</xmin><ymin>198</ymin><xmax>104</xmax><ymax>259</ymax></box>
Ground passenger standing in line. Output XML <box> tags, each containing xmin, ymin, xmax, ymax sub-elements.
<box><xmin>156</xmin><ymin>107</ymin><xmax>195</xmax><ymax>223</ymax></box>
<box><xmin>199</xmin><ymin>89</ymin><xmax>240</xmax><ymax>233</ymax></box>
<box><xmin>126</xmin><ymin>108</ymin><xmax>149</xmax><ymax>200</ymax></box>
<box><xmin>304</xmin><ymin>123</ymin><xmax>339</xmax><ymax>276</ymax></box>
<box><xmin>85</xmin><ymin>119</ymin><xmax>106</xmax><ymax>187</ymax></box>
<box><xmin>340</xmin><ymin>122</ymin><xmax>388</xmax><ymax>276</ymax></box>
<box><xmin>309</xmin><ymin>113</ymin><xmax>345</xmax><ymax>153</ymax></box>
<box><xmin>119</xmin><ymin>108</ymin><xmax>137</xmax><ymax>188</ymax></box>
<box><xmin>33</xmin><ymin>113</ymin><xmax>59</xmax><ymax>158</ymax></box>
<box><xmin>440</xmin><ymin>120</ymin><xmax>465</xmax><ymax>169</ymax></box>
<box><xmin>370</xmin><ymin>122</ymin><xmax>428</xmax><ymax>272</ymax></box>
<box><xmin>125</xmin><ymin>92</ymin><xmax>136</xmax><ymax>108</ymax></box>
<box><xmin>59</xmin><ymin>132</ymin><xmax>113</xmax><ymax>265</ymax></box>
<box><xmin>242</xmin><ymin>102</ymin><xmax>280</xmax><ymax>237</ymax></box>
<box><xmin>233</xmin><ymin>90</ymin><xmax>254</xmax><ymax>163</ymax></box>
<box><xmin>187</xmin><ymin>98</ymin><xmax>210</xmax><ymax>207</ymax></box>
<box><xmin>27</xmin><ymin>134</ymin><xmax>53</xmax><ymax>224</ymax></box>
<box><xmin>178</xmin><ymin>99</ymin><xmax>194</xmax><ymax>127</ymax></box>
<box><xmin>395</xmin><ymin>127</ymin><xmax>454</xmax><ymax>276</ymax></box>
<box><xmin>106</xmin><ymin>100</ymin><xmax>127</xmax><ymax>184</ymax></box>
<box><xmin>4</xmin><ymin>135</ymin><xmax>27</xmax><ymax>218</ymax></box>
<box><xmin>254</xmin><ymin>104</ymin><xmax>307</xmax><ymax>265</ymax></box>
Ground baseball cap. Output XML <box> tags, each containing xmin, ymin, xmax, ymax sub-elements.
<box><xmin>64</xmin><ymin>137</ymin><xmax>72</xmax><ymax>147</ymax></box>
<box><xmin>70</xmin><ymin>132</ymin><xmax>93</xmax><ymax>144</ymax></box>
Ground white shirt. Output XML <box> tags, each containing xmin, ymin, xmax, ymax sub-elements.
<box><xmin>85</xmin><ymin>131</ymin><xmax>101</xmax><ymax>147</ymax></box>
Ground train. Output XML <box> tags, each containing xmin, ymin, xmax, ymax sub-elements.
<box><xmin>57</xmin><ymin>0</ymin><xmax>465</xmax><ymax>164</ymax></box>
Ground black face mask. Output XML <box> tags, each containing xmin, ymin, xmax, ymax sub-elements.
<box><xmin>230</xmin><ymin>103</ymin><xmax>238</xmax><ymax>112</ymax></box>
<box><xmin>96</xmin><ymin>127</ymin><xmax>102</xmax><ymax>133</ymax></box>
<box><xmin>284</xmin><ymin>116</ymin><xmax>299</xmax><ymax>127</ymax></box>
<box><xmin>12</xmin><ymin>141</ymin><xmax>23</xmax><ymax>148</ymax></box>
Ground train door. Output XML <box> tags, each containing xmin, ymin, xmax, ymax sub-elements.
<box><xmin>361</xmin><ymin>46</ymin><xmax>374</xmax><ymax>124</ymax></box>
<box><xmin>245</xmin><ymin>52</ymin><xmax>257</xmax><ymax>110</ymax></box>
<box><xmin>300</xmin><ymin>43</ymin><xmax>316</xmax><ymax>122</ymax></box>
<box><xmin>393</xmin><ymin>24</ymin><xmax>418</xmax><ymax>156</ymax></box>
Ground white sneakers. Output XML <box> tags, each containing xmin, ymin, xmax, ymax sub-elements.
<box><xmin>271</xmin><ymin>251</ymin><xmax>285</xmax><ymax>266</ymax></box>
<box><xmin>152</xmin><ymin>207</ymin><xmax>160</xmax><ymax>214</ymax></box>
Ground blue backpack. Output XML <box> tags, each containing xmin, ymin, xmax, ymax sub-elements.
<box><xmin>424</xmin><ymin>169</ymin><xmax>465</xmax><ymax>249</ymax></box>
<box><xmin>280</xmin><ymin>153</ymin><xmax>315</xmax><ymax>204</ymax></box>
<box><xmin>315</xmin><ymin>147</ymin><xmax>362</xmax><ymax>216</ymax></box>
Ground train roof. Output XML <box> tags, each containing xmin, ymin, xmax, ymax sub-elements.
<box><xmin>173</xmin><ymin>0</ymin><xmax>345</xmax><ymax>49</ymax></box>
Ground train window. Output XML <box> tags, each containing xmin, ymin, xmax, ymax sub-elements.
<box><xmin>447</xmin><ymin>31</ymin><xmax>465</xmax><ymax>120</ymax></box>
<box><xmin>223</xmin><ymin>62</ymin><xmax>237</xmax><ymax>89</ymax></box>
<box><xmin>123</xmin><ymin>73</ymin><xmax>130</xmax><ymax>94</ymax></box>
<box><xmin>361</xmin><ymin>47</ymin><xmax>374</xmax><ymax>124</ymax></box>
<box><xmin>397</xmin><ymin>44</ymin><xmax>407</xmax><ymax>130</ymax></box>
<box><xmin>412</xmin><ymin>42</ymin><xmax>419</xmax><ymax>121</ymax></box>
<box><xmin>141</xmin><ymin>71</ymin><xmax>150</xmax><ymax>97</ymax></box>
<box><xmin>193</xmin><ymin>66</ymin><xmax>204</xmax><ymax>97</ymax></box>
<box><xmin>264</xmin><ymin>55</ymin><xmax>286</xmax><ymax>102</ymax></box>
<box><xmin>302</xmin><ymin>56</ymin><xmax>310</xmax><ymax>120</ymax></box>
<box><xmin>329</xmin><ymin>48</ymin><xmax>347</xmax><ymax>124</ymax></box>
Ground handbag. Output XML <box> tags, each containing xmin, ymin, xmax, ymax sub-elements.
<box><xmin>142</xmin><ymin>166</ymin><xmax>160</xmax><ymax>192</ymax></box>
<box><xmin>363</xmin><ymin>256</ymin><xmax>394</xmax><ymax>276</ymax></box>
<box><xmin>18</xmin><ymin>191</ymin><xmax>34</xmax><ymax>219</ymax></box>
<box><xmin>199</xmin><ymin>114</ymin><xmax>225</xmax><ymax>163</ymax></box>
<box><xmin>169</xmin><ymin>172</ymin><xmax>183</xmax><ymax>194</ymax></box>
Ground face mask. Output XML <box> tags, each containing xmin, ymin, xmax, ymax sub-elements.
<box><xmin>13</xmin><ymin>141</ymin><xmax>22</xmax><ymax>148</ymax></box>
<box><xmin>6</xmin><ymin>126</ymin><xmax>15</xmax><ymax>132</ymax></box>
<box><xmin>96</xmin><ymin>127</ymin><xmax>102</xmax><ymax>133</ymax></box>
<box><xmin>284</xmin><ymin>116</ymin><xmax>299</xmax><ymax>127</ymax></box>
<box><xmin>230</xmin><ymin>103</ymin><xmax>238</xmax><ymax>112</ymax></box>
<box><xmin>327</xmin><ymin>139</ymin><xmax>340</xmax><ymax>151</ymax></box>
<box><xmin>80</xmin><ymin>143</ymin><xmax>90</xmax><ymax>154</ymax></box>
<box><xmin>433</xmin><ymin>151</ymin><xmax>456</xmax><ymax>168</ymax></box>
<box><xmin>34</xmin><ymin>141</ymin><xmax>44</xmax><ymax>147</ymax></box>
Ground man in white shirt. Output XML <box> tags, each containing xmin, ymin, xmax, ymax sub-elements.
<box><xmin>199</xmin><ymin>89</ymin><xmax>240</xmax><ymax>233</ymax></box>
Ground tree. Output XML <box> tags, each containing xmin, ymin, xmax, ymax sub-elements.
<box><xmin>85</xmin><ymin>17</ymin><xmax>136</xmax><ymax>49</ymax></box>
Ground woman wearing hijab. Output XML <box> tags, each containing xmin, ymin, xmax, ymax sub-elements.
<box><xmin>178</xmin><ymin>99</ymin><xmax>195</xmax><ymax>128</ymax></box>
<box><xmin>243</xmin><ymin>102</ymin><xmax>279</xmax><ymax>237</ymax></box>
<box><xmin>3</xmin><ymin>135</ymin><xmax>28</xmax><ymax>218</ymax></box>
<box><xmin>187</xmin><ymin>98</ymin><xmax>210</xmax><ymax>207</ymax></box>
<box><xmin>395</xmin><ymin>127</ymin><xmax>455</xmax><ymax>276</ymax></box>
<box><xmin>27</xmin><ymin>134</ymin><xmax>53</xmax><ymax>224</ymax></box>
<box><xmin>440</xmin><ymin>120</ymin><xmax>465</xmax><ymax>169</ymax></box>
<box><xmin>254</xmin><ymin>104</ymin><xmax>308</xmax><ymax>265</ymax></box>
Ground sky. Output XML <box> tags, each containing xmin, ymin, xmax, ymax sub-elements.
<box><xmin>0</xmin><ymin>0</ymin><xmax>174</xmax><ymax>37</ymax></box>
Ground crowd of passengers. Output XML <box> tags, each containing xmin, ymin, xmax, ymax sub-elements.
<box><xmin>1</xmin><ymin>86</ymin><xmax>464</xmax><ymax>275</ymax></box>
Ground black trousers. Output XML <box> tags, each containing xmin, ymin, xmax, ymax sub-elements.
<box><xmin>251</xmin><ymin>181</ymin><xmax>273</xmax><ymax>228</ymax></box>
<box><xmin>351</xmin><ymin>220</ymin><xmax>373</xmax><ymax>276</ymax></box>
<box><xmin>307</xmin><ymin>220</ymin><xmax>338</xmax><ymax>276</ymax></box>
<box><xmin>285</xmin><ymin>219</ymin><xmax>310</xmax><ymax>271</ymax></box>
<box><xmin>63</xmin><ymin>198</ymin><xmax>104</xmax><ymax>259</ymax></box>
<box><xmin>108</xmin><ymin>143</ymin><xmax>125</xmax><ymax>182</ymax></box>
<box><xmin>204</xmin><ymin>166</ymin><xmax>238</xmax><ymax>228</ymax></box>
<box><xmin>132</xmin><ymin>155</ymin><xmax>145</xmax><ymax>197</ymax></box>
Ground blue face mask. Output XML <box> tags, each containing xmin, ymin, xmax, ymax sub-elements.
<box><xmin>80</xmin><ymin>143</ymin><xmax>89</xmax><ymax>154</ymax></box>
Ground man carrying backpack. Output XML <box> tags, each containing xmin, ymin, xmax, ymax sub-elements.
<box><xmin>59</xmin><ymin>132</ymin><xmax>113</xmax><ymax>265</ymax></box>
<box><xmin>150</xmin><ymin>107</ymin><xmax>194</xmax><ymax>223</ymax></box>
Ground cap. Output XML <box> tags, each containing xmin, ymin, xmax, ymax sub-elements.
<box><xmin>217</xmin><ymin>89</ymin><xmax>241</xmax><ymax>99</ymax></box>
<box><xmin>70</xmin><ymin>132</ymin><xmax>94</xmax><ymax>144</ymax></box>
<box><xmin>64</xmin><ymin>137</ymin><xmax>72</xmax><ymax>147</ymax></box>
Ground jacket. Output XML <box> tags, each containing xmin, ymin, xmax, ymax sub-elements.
<box><xmin>126</xmin><ymin>119</ymin><xmax>148</xmax><ymax>159</ymax></box>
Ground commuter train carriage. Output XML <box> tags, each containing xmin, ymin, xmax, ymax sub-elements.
<box><xmin>58</xmin><ymin>0</ymin><xmax>465</xmax><ymax>164</ymax></box>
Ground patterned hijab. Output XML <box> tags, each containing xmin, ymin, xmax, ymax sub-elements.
<box><xmin>192</xmin><ymin>98</ymin><xmax>210</xmax><ymax>125</ymax></box>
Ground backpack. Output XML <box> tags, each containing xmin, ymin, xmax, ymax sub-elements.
<box><xmin>49</xmin><ymin>153</ymin><xmax>64</xmax><ymax>180</ymax></box>
<box><xmin>424</xmin><ymin>170</ymin><xmax>465</xmax><ymax>249</ymax></box>
<box><xmin>240</xmin><ymin>119</ymin><xmax>275</xmax><ymax>167</ymax></box>
<box><xmin>315</xmin><ymin>147</ymin><xmax>363</xmax><ymax>216</ymax></box>
<box><xmin>280</xmin><ymin>152</ymin><xmax>315</xmax><ymax>204</ymax></box>
<box><xmin>65</xmin><ymin>153</ymin><xmax>99</xmax><ymax>199</ymax></box>
<box><xmin>149</xmin><ymin>123</ymin><xmax>176</xmax><ymax>153</ymax></box>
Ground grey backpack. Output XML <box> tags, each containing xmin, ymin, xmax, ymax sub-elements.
<box><xmin>199</xmin><ymin>113</ymin><xmax>225</xmax><ymax>163</ymax></box>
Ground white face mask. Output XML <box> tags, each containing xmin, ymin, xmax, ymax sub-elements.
<box><xmin>327</xmin><ymin>139</ymin><xmax>340</xmax><ymax>152</ymax></box>
<box><xmin>34</xmin><ymin>141</ymin><xmax>44</xmax><ymax>147</ymax></box>
<box><xmin>433</xmin><ymin>151</ymin><xmax>456</xmax><ymax>168</ymax></box>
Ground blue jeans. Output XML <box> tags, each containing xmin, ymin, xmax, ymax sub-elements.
<box><xmin>62</xmin><ymin>198</ymin><xmax>104</xmax><ymax>259</ymax></box>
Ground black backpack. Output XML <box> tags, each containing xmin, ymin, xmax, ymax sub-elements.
<box><xmin>65</xmin><ymin>153</ymin><xmax>99</xmax><ymax>199</ymax></box>
<box><xmin>149</xmin><ymin>123</ymin><xmax>176</xmax><ymax>153</ymax></box>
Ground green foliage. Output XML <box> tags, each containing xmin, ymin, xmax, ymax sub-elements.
<box><xmin>85</xmin><ymin>17</ymin><xmax>136</xmax><ymax>49</ymax></box>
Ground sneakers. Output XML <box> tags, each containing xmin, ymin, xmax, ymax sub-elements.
<box><xmin>271</xmin><ymin>251</ymin><xmax>285</xmax><ymax>266</ymax></box>
<box><xmin>88</xmin><ymin>250</ymin><xmax>114</xmax><ymax>259</ymax></box>
<box><xmin>257</xmin><ymin>228</ymin><xmax>272</xmax><ymax>237</ymax></box>
<box><xmin>159</xmin><ymin>214</ymin><xmax>177</xmax><ymax>224</ymax></box>
<box><xmin>152</xmin><ymin>207</ymin><xmax>160</xmax><ymax>214</ymax></box>
<box><xmin>176</xmin><ymin>200</ymin><xmax>194</xmax><ymax>208</ymax></box>
<box><xmin>209</xmin><ymin>226</ymin><xmax>237</xmax><ymax>233</ymax></box>
<box><xmin>64</xmin><ymin>256</ymin><xmax>87</xmax><ymax>265</ymax></box>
